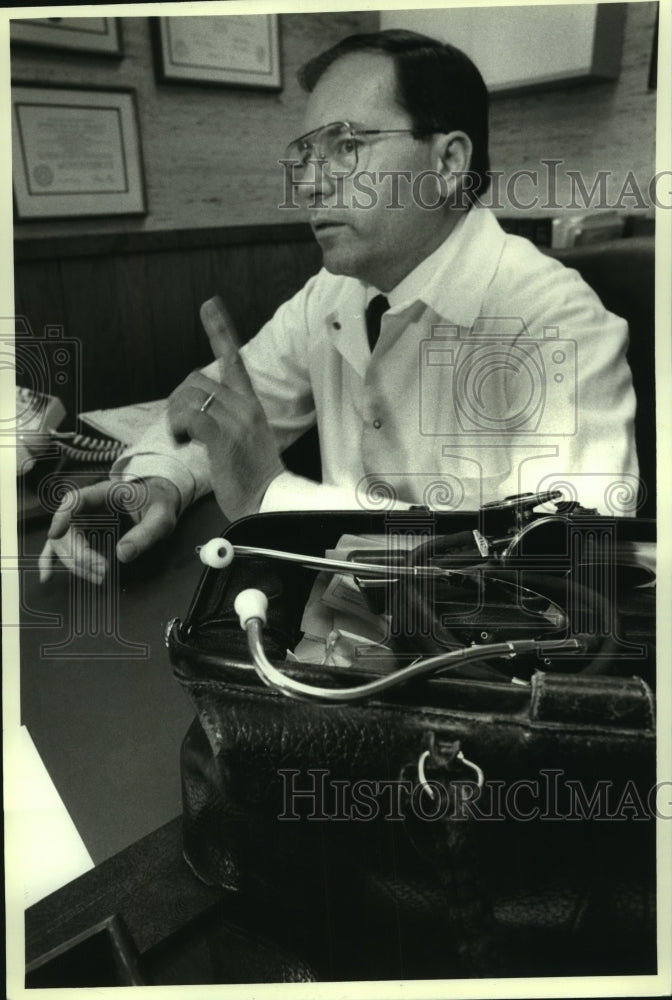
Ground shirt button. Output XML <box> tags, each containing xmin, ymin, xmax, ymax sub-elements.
<box><xmin>373</xmin><ymin>419</ymin><xmax>382</xmax><ymax>429</ymax></box>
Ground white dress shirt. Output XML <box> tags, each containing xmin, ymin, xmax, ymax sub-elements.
<box><xmin>114</xmin><ymin>206</ymin><xmax>638</xmax><ymax>516</ymax></box>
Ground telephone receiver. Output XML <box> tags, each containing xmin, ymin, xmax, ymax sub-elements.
<box><xmin>15</xmin><ymin>385</ymin><xmax>124</xmax><ymax>474</ymax></box>
<box><xmin>15</xmin><ymin>384</ymin><xmax>65</xmax><ymax>474</ymax></box>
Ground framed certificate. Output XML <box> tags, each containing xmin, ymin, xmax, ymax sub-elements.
<box><xmin>10</xmin><ymin>17</ymin><xmax>123</xmax><ymax>57</ymax></box>
<box><xmin>152</xmin><ymin>15</ymin><xmax>281</xmax><ymax>90</ymax></box>
<box><xmin>11</xmin><ymin>85</ymin><xmax>146</xmax><ymax>220</ymax></box>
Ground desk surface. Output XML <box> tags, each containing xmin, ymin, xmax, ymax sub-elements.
<box><xmin>18</xmin><ymin>488</ymin><xmax>226</xmax><ymax>864</ymax></box>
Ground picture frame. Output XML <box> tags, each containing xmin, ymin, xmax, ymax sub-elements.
<box><xmin>648</xmin><ymin>8</ymin><xmax>658</xmax><ymax>91</ymax></box>
<box><xmin>11</xmin><ymin>85</ymin><xmax>146</xmax><ymax>220</ymax></box>
<box><xmin>381</xmin><ymin>4</ymin><xmax>626</xmax><ymax>95</ymax></box>
<box><xmin>151</xmin><ymin>14</ymin><xmax>281</xmax><ymax>90</ymax></box>
<box><xmin>10</xmin><ymin>17</ymin><xmax>123</xmax><ymax>58</ymax></box>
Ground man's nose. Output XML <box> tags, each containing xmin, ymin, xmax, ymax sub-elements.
<box><xmin>294</xmin><ymin>157</ymin><xmax>336</xmax><ymax>207</ymax></box>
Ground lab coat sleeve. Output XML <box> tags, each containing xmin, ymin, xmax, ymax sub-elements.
<box><xmin>111</xmin><ymin>365</ymin><xmax>218</xmax><ymax>517</ymax></box>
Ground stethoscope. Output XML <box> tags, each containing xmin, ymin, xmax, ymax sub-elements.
<box><xmin>195</xmin><ymin>533</ymin><xmax>583</xmax><ymax>704</ymax></box>
<box><xmin>196</xmin><ymin>488</ymin><xmax>568</xmax><ymax>578</ymax></box>
<box><xmin>198</xmin><ymin>536</ymin><xmax>459</xmax><ymax>579</ymax></box>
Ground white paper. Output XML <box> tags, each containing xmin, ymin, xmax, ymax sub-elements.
<box><xmin>79</xmin><ymin>398</ymin><xmax>168</xmax><ymax>446</ymax></box>
<box><xmin>6</xmin><ymin>726</ymin><xmax>94</xmax><ymax>908</ymax></box>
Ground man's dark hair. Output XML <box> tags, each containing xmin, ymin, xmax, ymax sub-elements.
<box><xmin>298</xmin><ymin>29</ymin><xmax>490</xmax><ymax>202</ymax></box>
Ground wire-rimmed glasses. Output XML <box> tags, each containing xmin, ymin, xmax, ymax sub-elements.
<box><xmin>283</xmin><ymin>120</ymin><xmax>428</xmax><ymax>179</ymax></box>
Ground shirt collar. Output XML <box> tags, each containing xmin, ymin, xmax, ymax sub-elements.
<box><xmin>365</xmin><ymin>206</ymin><xmax>506</xmax><ymax>327</ymax></box>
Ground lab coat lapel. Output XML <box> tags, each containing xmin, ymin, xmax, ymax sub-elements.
<box><xmin>324</xmin><ymin>283</ymin><xmax>371</xmax><ymax>380</ymax></box>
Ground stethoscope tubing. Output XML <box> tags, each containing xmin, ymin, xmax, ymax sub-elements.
<box><xmin>245</xmin><ymin>617</ymin><xmax>582</xmax><ymax>704</ymax></box>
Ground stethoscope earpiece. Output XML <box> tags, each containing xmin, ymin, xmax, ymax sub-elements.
<box><xmin>197</xmin><ymin>537</ymin><xmax>234</xmax><ymax>569</ymax></box>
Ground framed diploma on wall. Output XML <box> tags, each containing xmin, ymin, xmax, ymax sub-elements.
<box><xmin>10</xmin><ymin>17</ymin><xmax>123</xmax><ymax>57</ymax></box>
<box><xmin>11</xmin><ymin>85</ymin><xmax>146</xmax><ymax>220</ymax></box>
<box><xmin>152</xmin><ymin>15</ymin><xmax>282</xmax><ymax>90</ymax></box>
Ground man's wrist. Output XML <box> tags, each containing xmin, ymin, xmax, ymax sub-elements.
<box><xmin>111</xmin><ymin>455</ymin><xmax>196</xmax><ymax>517</ymax></box>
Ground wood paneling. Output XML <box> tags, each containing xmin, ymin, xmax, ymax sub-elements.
<box><xmin>13</xmin><ymin>258</ymin><xmax>78</xmax><ymax>418</ymax></box>
<box><xmin>13</xmin><ymin>224</ymin><xmax>322</xmax><ymax>420</ymax></box>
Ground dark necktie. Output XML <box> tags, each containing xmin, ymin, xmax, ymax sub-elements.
<box><xmin>366</xmin><ymin>294</ymin><xmax>390</xmax><ymax>352</ymax></box>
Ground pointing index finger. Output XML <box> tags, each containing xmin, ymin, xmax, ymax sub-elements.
<box><xmin>200</xmin><ymin>296</ymin><xmax>241</xmax><ymax>360</ymax></box>
<box><xmin>199</xmin><ymin>295</ymin><xmax>252</xmax><ymax>391</ymax></box>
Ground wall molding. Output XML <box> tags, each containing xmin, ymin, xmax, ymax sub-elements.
<box><xmin>14</xmin><ymin>222</ymin><xmax>316</xmax><ymax>262</ymax></box>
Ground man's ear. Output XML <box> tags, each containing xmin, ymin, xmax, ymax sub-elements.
<box><xmin>432</xmin><ymin>131</ymin><xmax>473</xmax><ymax>181</ymax></box>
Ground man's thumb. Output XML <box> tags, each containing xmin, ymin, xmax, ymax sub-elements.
<box><xmin>116</xmin><ymin>500</ymin><xmax>176</xmax><ymax>562</ymax></box>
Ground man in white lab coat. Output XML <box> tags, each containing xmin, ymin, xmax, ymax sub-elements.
<box><xmin>44</xmin><ymin>30</ymin><xmax>637</xmax><ymax>582</ymax></box>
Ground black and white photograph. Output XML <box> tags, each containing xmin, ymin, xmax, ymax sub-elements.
<box><xmin>1</xmin><ymin>1</ymin><xmax>670</xmax><ymax>996</ymax></box>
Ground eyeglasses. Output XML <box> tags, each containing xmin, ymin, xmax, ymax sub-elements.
<box><xmin>283</xmin><ymin>120</ymin><xmax>430</xmax><ymax>179</ymax></box>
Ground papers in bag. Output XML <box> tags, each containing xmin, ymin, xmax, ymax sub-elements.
<box><xmin>291</xmin><ymin>533</ymin><xmax>414</xmax><ymax>668</ymax></box>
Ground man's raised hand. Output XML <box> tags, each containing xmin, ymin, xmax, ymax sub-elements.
<box><xmin>167</xmin><ymin>298</ymin><xmax>284</xmax><ymax>522</ymax></box>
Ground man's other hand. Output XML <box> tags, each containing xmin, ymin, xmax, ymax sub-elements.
<box><xmin>40</xmin><ymin>476</ymin><xmax>181</xmax><ymax>584</ymax></box>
